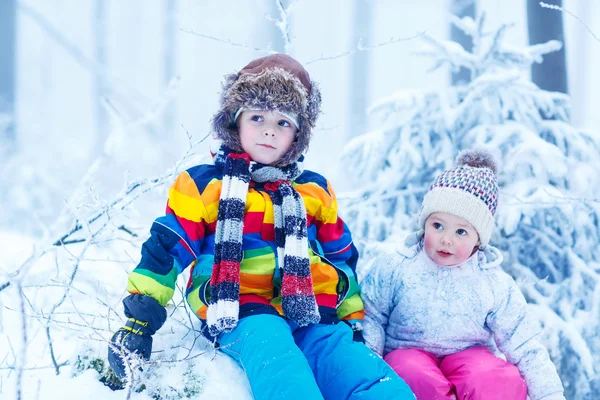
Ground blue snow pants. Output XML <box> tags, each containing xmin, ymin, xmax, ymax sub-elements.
<box><xmin>218</xmin><ymin>314</ymin><xmax>414</xmax><ymax>400</ymax></box>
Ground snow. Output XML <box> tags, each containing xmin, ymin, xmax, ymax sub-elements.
<box><xmin>2</xmin><ymin>1</ymin><xmax>600</xmax><ymax>399</ymax></box>
<box><xmin>0</xmin><ymin>232</ymin><xmax>253</xmax><ymax>399</ymax></box>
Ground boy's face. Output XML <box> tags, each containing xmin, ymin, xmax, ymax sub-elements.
<box><xmin>423</xmin><ymin>212</ymin><xmax>480</xmax><ymax>267</ymax></box>
<box><xmin>238</xmin><ymin>110</ymin><xmax>298</xmax><ymax>165</ymax></box>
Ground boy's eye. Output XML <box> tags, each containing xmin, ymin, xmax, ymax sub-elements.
<box><xmin>250</xmin><ymin>115</ymin><xmax>263</xmax><ymax>122</ymax></box>
<box><xmin>456</xmin><ymin>228</ymin><xmax>468</xmax><ymax>236</ymax></box>
<box><xmin>278</xmin><ymin>119</ymin><xmax>291</xmax><ymax>127</ymax></box>
<box><xmin>432</xmin><ymin>222</ymin><xmax>443</xmax><ymax>230</ymax></box>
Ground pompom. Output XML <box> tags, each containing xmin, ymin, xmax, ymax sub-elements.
<box><xmin>455</xmin><ymin>148</ymin><xmax>499</xmax><ymax>175</ymax></box>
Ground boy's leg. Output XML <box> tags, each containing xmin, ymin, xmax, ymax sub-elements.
<box><xmin>219</xmin><ymin>314</ymin><xmax>323</xmax><ymax>400</ymax></box>
<box><xmin>385</xmin><ymin>348</ymin><xmax>455</xmax><ymax>400</ymax></box>
<box><xmin>440</xmin><ymin>346</ymin><xmax>527</xmax><ymax>400</ymax></box>
<box><xmin>293</xmin><ymin>322</ymin><xmax>415</xmax><ymax>400</ymax></box>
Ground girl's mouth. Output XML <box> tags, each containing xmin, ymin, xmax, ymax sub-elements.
<box><xmin>437</xmin><ymin>250</ymin><xmax>452</xmax><ymax>258</ymax></box>
<box><xmin>258</xmin><ymin>144</ymin><xmax>276</xmax><ymax>149</ymax></box>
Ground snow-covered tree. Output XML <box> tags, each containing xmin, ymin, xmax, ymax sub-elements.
<box><xmin>340</xmin><ymin>14</ymin><xmax>600</xmax><ymax>399</ymax></box>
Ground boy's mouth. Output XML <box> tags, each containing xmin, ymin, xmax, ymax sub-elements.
<box><xmin>437</xmin><ymin>250</ymin><xmax>453</xmax><ymax>258</ymax></box>
<box><xmin>258</xmin><ymin>143</ymin><xmax>276</xmax><ymax>149</ymax></box>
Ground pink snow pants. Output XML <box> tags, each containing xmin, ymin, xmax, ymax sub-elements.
<box><xmin>384</xmin><ymin>346</ymin><xmax>527</xmax><ymax>400</ymax></box>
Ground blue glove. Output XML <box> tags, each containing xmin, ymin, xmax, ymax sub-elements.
<box><xmin>108</xmin><ymin>318</ymin><xmax>153</xmax><ymax>379</ymax></box>
<box><xmin>107</xmin><ymin>294</ymin><xmax>167</xmax><ymax>380</ymax></box>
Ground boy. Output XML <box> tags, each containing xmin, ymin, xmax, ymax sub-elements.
<box><xmin>108</xmin><ymin>54</ymin><xmax>414</xmax><ymax>400</ymax></box>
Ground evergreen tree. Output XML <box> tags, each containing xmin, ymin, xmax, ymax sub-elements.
<box><xmin>341</xmin><ymin>14</ymin><xmax>600</xmax><ymax>399</ymax></box>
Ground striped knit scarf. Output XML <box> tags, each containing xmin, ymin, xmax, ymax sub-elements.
<box><xmin>206</xmin><ymin>146</ymin><xmax>320</xmax><ymax>337</ymax></box>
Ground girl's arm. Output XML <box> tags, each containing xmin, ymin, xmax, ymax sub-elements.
<box><xmin>486</xmin><ymin>272</ymin><xmax>565</xmax><ymax>400</ymax></box>
<box><xmin>360</xmin><ymin>253</ymin><xmax>401</xmax><ymax>356</ymax></box>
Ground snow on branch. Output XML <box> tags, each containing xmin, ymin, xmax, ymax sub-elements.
<box><xmin>449</xmin><ymin>14</ymin><xmax>478</xmax><ymax>38</ymax></box>
<box><xmin>273</xmin><ymin>0</ymin><xmax>297</xmax><ymax>54</ymax></box>
<box><xmin>421</xmin><ymin>12</ymin><xmax>564</xmax><ymax>80</ymax></box>
<box><xmin>418</xmin><ymin>32</ymin><xmax>478</xmax><ymax>74</ymax></box>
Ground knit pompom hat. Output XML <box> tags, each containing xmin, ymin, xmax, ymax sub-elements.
<box><xmin>418</xmin><ymin>149</ymin><xmax>500</xmax><ymax>247</ymax></box>
<box><xmin>211</xmin><ymin>53</ymin><xmax>322</xmax><ymax>167</ymax></box>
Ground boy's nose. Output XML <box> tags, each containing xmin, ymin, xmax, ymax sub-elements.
<box><xmin>263</xmin><ymin>130</ymin><xmax>275</xmax><ymax>137</ymax></box>
<box><xmin>441</xmin><ymin>235</ymin><xmax>451</xmax><ymax>246</ymax></box>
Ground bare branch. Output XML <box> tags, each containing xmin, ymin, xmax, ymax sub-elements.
<box><xmin>540</xmin><ymin>1</ymin><xmax>600</xmax><ymax>42</ymax></box>
<box><xmin>306</xmin><ymin>31</ymin><xmax>427</xmax><ymax>65</ymax></box>
<box><xmin>179</xmin><ymin>28</ymin><xmax>275</xmax><ymax>54</ymax></box>
<box><xmin>45</xmin><ymin>324</ymin><xmax>61</xmax><ymax>376</ymax></box>
<box><xmin>117</xmin><ymin>225</ymin><xmax>138</xmax><ymax>238</ymax></box>
<box><xmin>18</xmin><ymin>2</ymin><xmax>156</xmax><ymax>118</ymax></box>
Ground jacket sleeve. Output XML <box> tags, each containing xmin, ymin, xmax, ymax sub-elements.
<box><xmin>127</xmin><ymin>170</ymin><xmax>207</xmax><ymax>309</ymax></box>
<box><xmin>360</xmin><ymin>253</ymin><xmax>400</xmax><ymax>356</ymax></box>
<box><xmin>311</xmin><ymin>179</ymin><xmax>363</xmax><ymax>324</ymax></box>
<box><xmin>485</xmin><ymin>272</ymin><xmax>565</xmax><ymax>400</ymax></box>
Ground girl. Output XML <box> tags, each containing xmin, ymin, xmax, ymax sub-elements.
<box><xmin>362</xmin><ymin>149</ymin><xmax>564</xmax><ymax>400</ymax></box>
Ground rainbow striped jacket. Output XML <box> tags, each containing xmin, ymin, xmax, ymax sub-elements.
<box><xmin>126</xmin><ymin>164</ymin><xmax>364</xmax><ymax>336</ymax></box>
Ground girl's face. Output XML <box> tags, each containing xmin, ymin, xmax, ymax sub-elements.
<box><xmin>238</xmin><ymin>110</ymin><xmax>297</xmax><ymax>165</ymax></box>
<box><xmin>423</xmin><ymin>212</ymin><xmax>480</xmax><ymax>267</ymax></box>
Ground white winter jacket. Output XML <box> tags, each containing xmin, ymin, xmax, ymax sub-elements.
<box><xmin>362</xmin><ymin>233</ymin><xmax>565</xmax><ymax>400</ymax></box>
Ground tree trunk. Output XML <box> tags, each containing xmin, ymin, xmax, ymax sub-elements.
<box><xmin>527</xmin><ymin>0</ymin><xmax>568</xmax><ymax>94</ymax></box>
<box><xmin>450</xmin><ymin>0</ymin><xmax>475</xmax><ymax>85</ymax></box>
<box><xmin>163</xmin><ymin>0</ymin><xmax>177</xmax><ymax>136</ymax></box>
<box><xmin>267</xmin><ymin>0</ymin><xmax>285</xmax><ymax>53</ymax></box>
<box><xmin>349</xmin><ymin>0</ymin><xmax>371</xmax><ymax>137</ymax></box>
<box><xmin>93</xmin><ymin>0</ymin><xmax>108</xmax><ymax>154</ymax></box>
<box><xmin>0</xmin><ymin>0</ymin><xmax>17</xmax><ymax>146</ymax></box>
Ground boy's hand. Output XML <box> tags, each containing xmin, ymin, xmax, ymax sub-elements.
<box><xmin>107</xmin><ymin>318</ymin><xmax>153</xmax><ymax>380</ymax></box>
<box><xmin>353</xmin><ymin>329</ymin><xmax>365</xmax><ymax>343</ymax></box>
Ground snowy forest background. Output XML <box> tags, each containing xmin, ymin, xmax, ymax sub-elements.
<box><xmin>1</xmin><ymin>0</ymin><xmax>600</xmax><ymax>399</ymax></box>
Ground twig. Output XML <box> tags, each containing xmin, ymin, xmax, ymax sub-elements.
<box><xmin>0</xmin><ymin>281</ymin><xmax>10</xmax><ymax>292</ymax></box>
<box><xmin>45</xmin><ymin>325</ymin><xmax>61</xmax><ymax>376</ymax></box>
<box><xmin>49</xmin><ymin>134</ymin><xmax>208</xmax><ymax>249</ymax></box>
<box><xmin>306</xmin><ymin>32</ymin><xmax>427</xmax><ymax>64</ymax></box>
<box><xmin>179</xmin><ymin>28</ymin><xmax>274</xmax><ymax>54</ymax></box>
<box><xmin>540</xmin><ymin>1</ymin><xmax>600</xmax><ymax>42</ymax></box>
<box><xmin>18</xmin><ymin>2</ymin><xmax>154</xmax><ymax>116</ymax></box>
<box><xmin>117</xmin><ymin>225</ymin><xmax>138</xmax><ymax>237</ymax></box>
<box><xmin>15</xmin><ymin>282</ymin><xmax>27</xmax><ymax>400</ymax></box>
<box><xmin>0</xmin><ymin>362</ymin><xmax>69</xmax><ymax>372</ymax></box>
<box><xmin>43</xmin><ymin>239</ymin><xmax>94</xmax><ymax>375</ymax></box>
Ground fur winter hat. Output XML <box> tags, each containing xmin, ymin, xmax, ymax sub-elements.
<box><xmin>211</xmin><ymin>53</ymin><xmax>322</xmax><ymax>167</ymax></box>
<box><xmin>419</xmin><ymin>149</ymin><xmax>499</xmax><ymax>247</ymax></box>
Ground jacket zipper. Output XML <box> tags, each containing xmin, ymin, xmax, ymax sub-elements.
<box><xmin>310</xmin><ymin>241</ymin><xmax>352</xmax><ymax>307</ymax></box>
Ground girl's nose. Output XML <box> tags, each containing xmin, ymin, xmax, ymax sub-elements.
<box><xmin>263</xmin><ymin>130</ymin><xmax>275</xmax><ymax>137</ymax></box>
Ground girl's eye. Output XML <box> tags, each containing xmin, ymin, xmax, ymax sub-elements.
<box><xmin>278</xmin><ymin>120</ymin><xmax>291</xmax><ymax>127</ymax></box>
<box><xmin>456</xmin><ymin>228</ymin><xmax>468</xmax><ymax>236</ymax></box>
<box><xmin>432</xmin><ymin>222</ymin><xmax>443</xmax><ymax>230</ymax></box>
<box><xmin>250</xmin><ymin>115</ymin><xmax>263</xmax><ymax>122</ymax></box>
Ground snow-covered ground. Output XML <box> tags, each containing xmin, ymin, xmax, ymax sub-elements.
<box><xmin>0</xmin><ymin>231</ymin><xmax>252</xmax><ymax>400</ymax></box>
